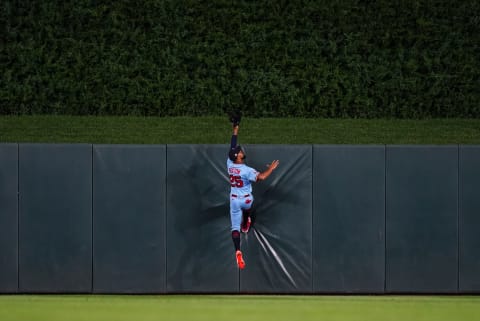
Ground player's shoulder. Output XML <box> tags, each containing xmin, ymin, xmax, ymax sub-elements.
<box><xmin>227</xmin><ymin>159</ymin><xmax>254</xmax><ymax>171</ymax></box>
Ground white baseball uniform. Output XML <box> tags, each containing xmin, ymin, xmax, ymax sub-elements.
<box><xmin>227</xmin><ymin>158</ymin><xmax>258</xmax><ymax>231</ymax></box>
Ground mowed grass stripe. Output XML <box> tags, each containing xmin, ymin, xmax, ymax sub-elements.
<box><xmin>0</xmin><ymin>295</ymin><xmax>479</xmax><ymax>321</ymax></box>
<box><xmin>1</xmin><ymin>116</ymin><xmax>480</xmax><ymax>144</ymax></box>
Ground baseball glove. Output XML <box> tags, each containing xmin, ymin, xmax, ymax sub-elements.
<box><xmin>229</xmin><ymin>110</ymin><xmax>242</xmax><ymax>127</ymax></box>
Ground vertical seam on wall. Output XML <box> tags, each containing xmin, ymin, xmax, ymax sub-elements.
<box><xmin>17</xmin><ymin>143</ymin><xmax>20</xmax><ymax>293</ymax></box>
<box><xmin>311</xmin><ymin>144</ymin><xmax>314</xmax><ymax>293</ymax></box>
<box><xmin>457</xmin><ymin>145</ymin><xmax>460</xmax><ymax>293</ymax></box>
<box><xmin>164</xmin><ymin>145</ymin><xmax>168</xmax><ymax>294</ymax></box>
<box><xmin>91</xmin><ymin>144</ymin><xmax>94</xmax><ymax>294</ymax></box>
<box><xmin>384</xmin><ymin>145</ymin><xmax>387</xmax><ymax>294</ymax></box>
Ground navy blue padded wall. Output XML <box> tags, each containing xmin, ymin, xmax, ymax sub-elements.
<box><xmin>0</xmin><ymin>144</ymin><xmax>18</xmax><ymax>293</ymax></box>
<box><xmin>18</xmin><ymin>144</ymin><xmax>92</xmax><ymax>293</ymax></box>
<box><xmin>239</xmin><ymin>145</ymin><xmax>312</xmax><ymax>293</ymax></box>
<box><xmin>386</xmin><ymin>146</ymin><xmax>458</xmax><ymax>293</ymax></box>
<box><xmin>313</xmin><ymin>145</ymin><xmax>385</xmax><ymax>293</ymax></box>
<box><xmin>93</xmin><ymin>145</ymin><xmax>166</xmax><ymax>293</ymax></box>
<box><xmin>459</xmin><ymin>145</ymin><xmax>480</xmax><ymax>292</ymax></box>
<box><xmin>166</xmin><ymin>145</ymin><xmax>237</xmax><ymax>293</ymax></box>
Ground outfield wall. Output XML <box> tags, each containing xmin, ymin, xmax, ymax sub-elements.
<box><xmin>1</xmin><ymin>144</ymin><xmax>479</xmax><ymax>294</ymax></box>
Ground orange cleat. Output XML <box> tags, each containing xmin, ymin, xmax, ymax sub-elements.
<box><xmin>236</xmin><ymin>250</ymin><xmax>245</xmax><ymax>269</ymax></box>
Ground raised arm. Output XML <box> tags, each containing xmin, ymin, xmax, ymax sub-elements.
<box><xmin>230</xmin><ymin>125</ymin><xmax>239</xmax><ymax>149</ymax></box>
<box><xmin>229</xmin><ymin>110</ymin><xmax>241</xmax><ymax>149</ymax></box>
<box><xmin>257</xmin><ymin>160</ymin><xmax>280</xmax><ymax>181</ymax></box>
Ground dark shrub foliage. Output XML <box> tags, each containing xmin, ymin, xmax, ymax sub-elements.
<box><xmin>1</xmin><ymin>0</ymin><xmax>479</xmax><ymax>117</ymax></box>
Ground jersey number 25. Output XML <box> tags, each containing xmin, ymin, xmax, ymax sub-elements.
<box><xmin>229</xmin><ymin>175</ymin><xmax>244</xmax><ymax>187</ymax></box>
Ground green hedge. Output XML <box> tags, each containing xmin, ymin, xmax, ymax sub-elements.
<box><xmin>1</xmin><ymin>0</ymin><xmax>479</xmax><ymax>117</ymax></box>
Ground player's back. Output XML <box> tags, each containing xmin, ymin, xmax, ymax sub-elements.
<box><xmin>227</xmin><ymin>159</ymin><xmax>258</xmax><ymax>195</ymax></box>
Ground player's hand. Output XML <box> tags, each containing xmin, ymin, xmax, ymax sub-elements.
<box><xmin>229</xmin><ymin>110</ymin><xmax>242</xmax><ymax>127</ymax></box>
<box><xmin>267</xmin><ymin>160</ymin><xmax>280</xmax><ymax>170</ymax></box>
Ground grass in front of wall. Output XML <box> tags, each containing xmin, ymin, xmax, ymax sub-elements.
<box><xmin>1</xmin><ymin>116</ymin><xmax>479</xmax><ymax>144</ymax></box>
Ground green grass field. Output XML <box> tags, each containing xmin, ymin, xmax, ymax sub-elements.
<box><xmin>1</xmin><ymin>116</ymin><xmax>480</xmax><ymax>144</ymax></box>
<box><xmin>1</xmin><ymin>295</ymin><xmax>479</xmax><ymax>321</ymax></box>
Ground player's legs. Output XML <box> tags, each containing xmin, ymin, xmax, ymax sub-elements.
<box><xmin>230</xmin><ymin>198</ymin><xmax>243</xmax><ymax>232</ymax></box>
<box><xmin>241</xmin><ymin>210</ymin><xmax>251</xmax><ymax>233</ymax></box>
<box><xmin>230</xmin><ymin>198</ymin><xmax>245</xmax><ymax>269</ymax></box>
<box><xmin>240</xmin><ymin>197</ymin><xmax>253</xmax><ymax>233</ymax></box>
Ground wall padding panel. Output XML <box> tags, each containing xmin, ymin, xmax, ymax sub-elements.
<box><xmin>93</xmin><ymin>145</ymin><xmax>166</xmax><ymax>293</ymax></box>
<box><xmin>239</xmin><ymin>145</ymin><xmax>312</xmax><ymax>293</ymax></box>
<box><xmin>18</xmin><ymin>144</ymin><xmax>92</xmax><ymax>293</ymax></box>
<box><xmin>386</xmin><ymin>146</ymin><xmax>458</xmax><ymax>293</ymax></box>
<box><xmin>313</xmin><ymin>145</ymin><xmax>385</xmax><ymax>293</ymax></box>
<box><xmin>459</xmin><ymin>145</ymin><xmax>480</xmax><ymax>292</ymax></box>
<box><xmin>166</xmin><ymin>145</ymin><xmax>238</xmax><ymax>293</ymax></box>
<box><xmin>0</xmin><ymin>144</ymin><xmax>18</xmax><ymax>293</ymax></box>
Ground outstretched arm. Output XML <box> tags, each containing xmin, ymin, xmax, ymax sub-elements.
<box><xmin>230</xmin><ymin>125</ymin><xmax>239</xmax><ymax>149</ymax></box>
<box><xmin>229</xmin><ymin>110</ymin><xmax>242</xmax><ymax>149</ymax></box>
<box><xmin>257</xmin><ymin>160</ymin><xmax>280</xmax><ymax>181</ymax></box>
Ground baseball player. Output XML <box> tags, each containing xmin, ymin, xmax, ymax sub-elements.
<box><xmin>227</xmin><ymin>111</ymin><xmax>279</xmax><ymax>269</ymax></box>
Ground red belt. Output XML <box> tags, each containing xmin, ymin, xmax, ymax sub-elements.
<box><xmin>231</xmin><ymin>194</ymin><xmax>250</xmax><ymax>198</ymax></box>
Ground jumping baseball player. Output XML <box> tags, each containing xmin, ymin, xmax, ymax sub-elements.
<box><xmin>227</xmin><ymin>111</ymin><xmax>279</xmax><ymax>269</ymax></box>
